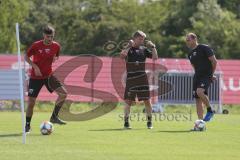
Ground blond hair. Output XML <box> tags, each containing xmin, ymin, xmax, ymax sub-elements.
<box><xmin>133</xmin><ymin>30</ymin><xmax>146</xmax><ymax>38</ymax></box>
<box><xmin>186</xmin><ymin>32</ymin><xmax>197</xmax><ymax>40</ymax></box>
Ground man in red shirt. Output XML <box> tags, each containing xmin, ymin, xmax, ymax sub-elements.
<box><xmin>25</xmin><ymin>25</ymin><xmax>67</xmax><ymax>133</ymax></box>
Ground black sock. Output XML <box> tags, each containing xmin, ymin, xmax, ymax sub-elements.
<box><xmin>51</xmin><ymin>105</ymin><xmax>62</xmax><ymax>118</ymax></box>
<box><xmin>124</xmin><ymin>116</ymin><xmax>129</xmax><ymax>123</ymax></box>
<box><xmin>147</xmin><ymin>116</ymin><xmax>152</xmax><ymax>122</ymax></box>
<box><xmin>26</xmin><ymin>116</ymin><xmax>32</xmax><ymax>126</ymax></box>
<box><xmin>207</xmin><ymin>107</ymin><xmax>213</xmax><ymax>113</ymax></box>
<box><xmin>52</xmin><ymin>100</ymin><xmax>65</xmax><ymax>118</ymax></box>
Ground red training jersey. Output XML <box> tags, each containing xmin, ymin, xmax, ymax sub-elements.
<box><xmin>27</xmin><ymin>40</ymin><xmax>60</xmax><ymax>79</ymax></box>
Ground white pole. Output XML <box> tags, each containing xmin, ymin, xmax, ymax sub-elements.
<box><xmin>16</xmin><ymin>23</ymin><xmax>26</xmax><ymax>144</ymax></box>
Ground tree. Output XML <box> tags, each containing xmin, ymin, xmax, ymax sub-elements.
<box><xmin>217</xmin><ymin>0</ymin><xmax>240</xmax><ymax>18</ymax></box>
<box><xmin>0</xmin><ymin>0</ymin><xmax>29</xmax><ymax>53</ymax></box>
<box><xmin>1</xmin><ymin>0</ymin><xmax>240</xmax><ymax>59</ymax></box>
<box><xmin>189</xmin><ymin>0</ymin><xmax>240</xmax><ymax>58</ymax></box>
<box><xmin>157</xmin><ymin>0</ymin><xmax>199</xmax><ymax>58</ymax></box>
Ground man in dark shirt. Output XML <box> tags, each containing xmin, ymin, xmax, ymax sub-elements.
<box><xmin>120</xmin><ymin>30</ymin><xmax>158</xmax><ymax>129</ymax></box>
<box><xmin>186</xmin><ymin>33</ymin><xmax>217</xmax><ymax>124</ymax></box>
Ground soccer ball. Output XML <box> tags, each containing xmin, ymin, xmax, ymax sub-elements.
<box><xmin>40</xmin><ymin>121</ymin><xmax>54</xmax><ymax>135</ymax></box>
<box><xmin>194</xmin><ymin>119</ymin><xmax>206</xmax><ymax>131</ymax></box>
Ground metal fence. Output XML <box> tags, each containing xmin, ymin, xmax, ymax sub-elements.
<box><xmin>0</xmin><ymin>69</ymin><xmax>25</xmax><ymax>111</ymax></box>
<box><xmin>0</xmin><ymin>69</ymin><xmax>25</xmax><ymax>100</ymax></box>
<box><xmin>157</xmin><ymin>72</ymin><xmax>222</xmax><ymax>113</ymax></box>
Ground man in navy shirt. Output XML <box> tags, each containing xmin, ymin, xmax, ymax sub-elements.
<box><xmin>186</xmin><ymin>33</ymin><xmax>217</xmax><ymax>125</ymax></box>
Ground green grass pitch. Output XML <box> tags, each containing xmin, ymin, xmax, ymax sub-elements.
<box><xmin>0</xmin><ymin>109</ymin><xmax>240</xmax><ymax>160</ymax></box>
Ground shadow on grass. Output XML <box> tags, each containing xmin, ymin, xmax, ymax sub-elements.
<box><xmin>157</xmin><ymin>130</ymin><xmax>192</xmax><ymax>133</ymax></box>
<box><xmin>0</xmin><ymin>133</ymin><xmax>22</xmax><ymax>138</ymax></box>
<box><xmin>0</xmin><ymin>133</ymin><xmax>50</xmax><ymax>138</ymax></box>
<box><xmin>89</xmin><ymin>128</ymin><xmax>144</xmax><ymax>131</ymax></box>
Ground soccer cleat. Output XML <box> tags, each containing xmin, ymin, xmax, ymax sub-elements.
<box><xmin>203</xmin><ymin>111</ymin><xmax>214</xmax><ymax>122</ymax></box>
<box><xmin>191</xmin><ymin>127</ymin><xmax>206</xmax><ymax>132</ymax></box>
<box><xmin>124</xmin><ymin>121</ymin><xmax>131</xmax><ymax>129</ymax></box>
<box><xmin>25</xmin><ymin>124</ymin><xmax>31</xmax><ymax>133</ymax></box>
<box><xmin>147</xmin><ymin>121</ymin><xmax>153</xmax><ymax>129</ymax></box>
<box><xmin>50</xmin><ymin>116</ymin><xmax>66</xmax><ymax>125</ymax></box>
<box><xmin>191</xmin><ymin>128</ymin><xmax>201</xmax><ymax>132</ymax></box>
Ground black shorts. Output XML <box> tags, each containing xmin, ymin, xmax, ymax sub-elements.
<box><xmin>28</xmin><ymin>75</ymin><xmax>64</xmax><ymax>98</ymax></box>
<box><xmin>124</xmin><ymin>73</ymin><xmax>150</xmax><ymax>101</ymax></box>
<box><xmin>193</xmin><ymin>75</ymin><xmax>211</xmax><ymax>98</ymax></box>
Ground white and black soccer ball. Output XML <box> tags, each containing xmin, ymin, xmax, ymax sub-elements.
<box><xmin>194</xmin><ymin>119</ymin><xmax>206</xmax><ymax>131</ymax></box>
<box><xmin>40</xmin><ymin>121</ymin><xmax>54</xmax><ymax>135</ymax></box>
